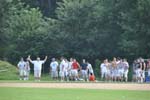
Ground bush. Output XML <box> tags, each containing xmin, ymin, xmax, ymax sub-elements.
<box><xmin>94</xmin><ymin>59</ymin><xmax>101</xmax><ymax>79</ymax></box>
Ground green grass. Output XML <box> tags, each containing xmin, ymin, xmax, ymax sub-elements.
<box><xmin>0</xmin><ymin>87</ymin><xmax>149</xmax><ymax>100</ymax></box>
<box><xmin>0</xmin><ymin>60</ymin><xmax>18</xmax><ymax>80</ymax></box>
<box><xmin>0</xmin><ymin>60</ymin><xmax>53</xmax><ymax>80</ymax></box>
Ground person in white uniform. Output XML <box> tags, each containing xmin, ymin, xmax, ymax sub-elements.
<box><xmin>117</xmin><ymin>59</ymin><xmax>124</xmax><ymax>81</ymax></box>
<box><xmin>28</xmin><ymin>55</ymin><xmax>47</xmax><ymax>81</ymax></box>
<box><xmin>59</xmin><ymin>57</ymin><xmax>66</xmax><ymax>81</ymax></box>
<box><xmin>17</xmin><ymin>57</ymin><xmax>26</xmax><ymax>80</ymax></box>
<box><xmin>87</xmin><ymin>61</ymin><xmax>94</xmax><ymax>75</ymax></box>
<box><xmin>24</xmin><ymin>58</ymin><xmax>30</xmax><ymax>80</ymax></box>
<box><xmin>123</xmin><ymin>59</ymin><xmax>129</xmax><ymax>82</ymax></box>
<box><xmin>68</xmin><ymin>58</ymin><xmax>73</xmax><ymax>80</ymax></box>
<box><xmin>100</xmin><ymin>59</ymin><xmax>107</xmax><ymax>80</ymax></box>
<box><xmin>50</xmin><ymin>58</ymin><xmax>59</xmax><ymax>80</ymax></box>
<box><xmin>64</xmin><ymin>59</ymin><xmax>69</xmax><ymax>81</ymax></box>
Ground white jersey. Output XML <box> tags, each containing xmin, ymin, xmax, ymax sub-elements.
<box><xmin>18</xmin><ymin>61</ymin><xmax>26</xmax><ymax>70</ymax></box>
<box><xmin>87</xmin><ymin>63</ymin><xmax>93</xmax><ymax>73</ymax></box>
<box><xmin>64</xmin><ymin>61</ymin><xmax>69</xmax><ymax>71</ymax></box>
<box><xmin>123</xmin><ymin>62</ymin><xmax>129</xmax><ymax>71</ymax></box>
<box><xmin>100</xmin><ymin>63</ymin><xmax>107</xmax><ymax>72</ymax></box>
<box><xmin>68</xmin><ymin>61</ymin><xmax>73</xmax><ymax>71</ymax></box>
<box><xmin>31</xmin><ymin>60</ymin><xmax>45</xmax><ymax>70</ymax></box>
<box><xmin>50</xmin><ymin>61</ymin><xmax>59</xmax><ymax>71</ymax></box>
<box><xmin>59</xmin><ymin>60</ymin><xmax>65</xmax><ymax>72</ymax></box>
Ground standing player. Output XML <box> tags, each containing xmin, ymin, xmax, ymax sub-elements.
<box><xmin>132</xmin><ymin>60</ymin><xmax>138</xmax><ymax>82</ymax></box>
<box><xmin>111</xmin><ymin>57</ymin><xmax>118</xmax><ymax>81</ymax></box>
<box><xmin>118</xmin><ymin>59</ymin><xmax>124</xmax><ymax>82</ymax></box>
<box><xmin>71</xmin><ymin>59</ymin><xmax>80</xmax><ymax>81</ymax></box>
<box><xmin>17</xmin><ymin>57</ymin><xmax>26</xmax><ymax>80</ymax></box>
<box><xmin>50</xmin><ymin>58</ymin><xmax>59</xmax><ymax>80</ymax></box>
<box><xmin>28</xmin><ymin>55</ymin><xmax>47</xmax><ymax>81</ymax></box>
<box><xmin>59</xmin><ymin>57</ymin><xmax>65</xmax><ymax>82</ymax></box>
<box><xmin>100</xmin><ymin>59</ymin><xmax>107</xmax><ymax>81</ymax></box>
<box><xmin>140</xmin><ymin>58</ymin><xmax>146</xmax><ymax>82</ymax></box>
<box><xmin>80</xmin><ymin>59</ymin><xmax>88</xmax><ymax>81</ymax></box>
<box><xmin>68</xmin><ymin>58</ymin><xmax>73</xmax><ymax>80</ymax></box>
<box><xmin>24</xmin><ymin>58</ymin><xmax>30</xmax><ymax>80</ymax></box>
<box><xmin>123</xmin><ymin>59</ymin><xmax>129</xmax><ymax>82</ymax></box>
<box><xmin>87</xmin><ymin>61</ymin><xmax>94</xmax><ymax>76</ymax></box>
<box><xmin>105</xmin><ymin>59</ymin><xmax>111</xmax><ymax>81</ymax></box>
<box><xmin>64</xmin><ymin>59</ymin><xmax>69</xmax><ymax>81</ymax></box>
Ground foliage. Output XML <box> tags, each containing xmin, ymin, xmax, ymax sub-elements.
<box><xmin>0</xmin><ymin>0</ymin><xmax>150</xmax><ymax>77</ymax></box>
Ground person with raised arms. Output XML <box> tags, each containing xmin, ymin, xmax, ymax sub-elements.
<box><xmin>28</xmin><ymin>55</ymin><xmax>47</xmax><ymax>81</ymax></box>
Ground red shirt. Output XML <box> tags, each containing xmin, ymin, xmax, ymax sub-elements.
<box><xmin>72</xmin><ymin>61</ymin><xmax>79</xmax><ymax>69</ymax></box>
<box><xmin>89</xmin><ymin>75</ymin><xmax>95</xmax><ymax>81</ymax></box>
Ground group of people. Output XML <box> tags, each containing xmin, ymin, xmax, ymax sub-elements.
<box><xmin>17</xmin><ymin>55</ymin><xmax>95</xmax><ymax>82</ymax></box>
<box><xmin>17</xmin><ymin>55</ymin><xmax>150</xmax><ymax>83</ymax></box>
<box><xmin>100</xmin><ymin>57</ymin><xmax>129</xmax><ymax>82</ymax></box>
<box><xmin>132</xmin><ymin>58</ymin><xmax>150</xmax><ymax>83</ymax></box>
<box><xmin>17</xmin><ymin>55</ymin><xmax>47</xmax><ymax>81</ymax></box>
<box><xmin>50</xmin><ymin>57</ymin><xmax>95</xmax><ymax>82</ymax></box>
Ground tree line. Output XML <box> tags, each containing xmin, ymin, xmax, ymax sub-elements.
<box><xmin>0</xmin><ymin>0</ymin><xmax>150</xmax><ymax>66</ymax></box>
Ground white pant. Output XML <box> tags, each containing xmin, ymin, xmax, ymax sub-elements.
<box><xmin>106</xmin><ymin>69</ymin><xmax>111</xmax><ymax>76</ymax></box>
<box><xmin>141</xmin><ymin>70</ymin><xmax>145</xmax><ymax>78</ymax></box>
<box><xmin>118</xmin><ymin>69</ymin><xmax>124</xmax><ymax>77</ymax></box>
<box><xmin>19</xmin><ymin>69</ymin><xmax>24</xmax><ymax>76</ymax></box>
<box><xmin>124</xmin><ymin>70</ymin><xmax>128</xmax><ymax>78</ymax></box>
<box><xmin>71</xmin><ymin>69</ymin><xmax>78</xmax><ymax>76</ymax></box>
<box><xmin>101</xmin><ymin>69</ymin><xmax>107</xmax><ymax>78</ymax></box>
<box><xmin>34</xmin><ymin>70</ymin><xmax>41</xmax><ymax>78</ymax></box>
<box><xmin>111</xmin><ymin>69</ymin><xmax>118</xmax><ymax>77</ymax></box>
<box><xmin>24</xmin><ymin>70</ymin><xmax>30</xmax><ymax>76</ymax></box>
<box><xmin>81</xmin><ymin>70</ymin><xmax>88</xmax><ymax>78</ymax></box>
<box><xmin>64</xmin><ymin>70</ymin><xmax>68</xmax><ymax>77</ymax></box>
<box><xmin>59</xmin><ymin>71</ymin><xmax>64</xmax><ymax>77</ymax></box>
<box><xmin>51</xmin><ymin>71</ymin><xmax>58</xmax><ymax>77</ymax></box>
<box><xmin>136</xmin><ymin>69</ymin><xmax>142</xmax><ymax>78</ymax></box>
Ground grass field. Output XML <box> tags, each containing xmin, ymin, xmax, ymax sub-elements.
<box><xmin>0</xmin><ymin>87</ymin><xmax>149</xmax><ymax>100</ymax></box>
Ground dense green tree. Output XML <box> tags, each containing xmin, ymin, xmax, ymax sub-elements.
<box><xmin>119</xmin><ymin>0</ymin><xmax>150</xmax><ymax>58</ymax></box>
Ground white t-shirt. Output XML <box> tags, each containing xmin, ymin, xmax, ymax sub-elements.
<box><xmin>50</xmin><ymin>61</ymin><xmax>59</xmax><ymax>71</ymax></box>
<box><xmin>18</xmin><ymin>61</ymin><xmax>26</xmax><ymax>70</ymax></box>
<box><xmin>100</xmin><ymin>63</ymin><xmax>107</xmax><ymax>71</ymax></box>
<box><xmin>87</xmin><ymin>63</ymin><xmax>93</xmax><ymax>72</ymax></box>
<box><xmin>31</xmin><ymin>60</ymin><xmax>45</xmax><ymax>70</ymax></box>
<box><xmin>123</xmin><ymin>62</ymin><xmax>129</xmax><ymax>71</ymax></box>
<box><xmin>68</xmin><ymin>61</ymin><xmax>73</xmax><ymax>70</ymax></box>
<box><xmin>64</xmin><ymin>61</ymin><xmax>69</xmax><ymax>71</ymax></box>
<box><xmin>59</xmin><ymin>60</ymin><xmax>65</xmax><ymax>71</ymax></box>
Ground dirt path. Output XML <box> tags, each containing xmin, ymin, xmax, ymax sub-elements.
<box><xmin>0</xmin><ymin>82</ymin><xmax>150</xmax><ymax>90</ymax></box>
